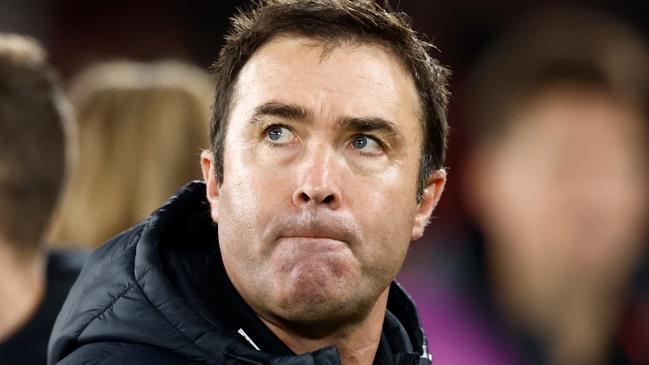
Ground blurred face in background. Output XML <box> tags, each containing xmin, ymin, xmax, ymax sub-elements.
<box><xmin>467</xmin><ymin>83</ymin><xmax>649</xmax><ymax>296</ymax></box>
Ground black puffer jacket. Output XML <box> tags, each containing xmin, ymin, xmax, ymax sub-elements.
<box><xmin>48</xmin><ymin>182</ymin><xmax>433</xmax><ymax>365</ymax></box>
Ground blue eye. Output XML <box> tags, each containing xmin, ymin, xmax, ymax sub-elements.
<box><xmin>351</xmin><ymin>135</ymin><xmax>382</xmax><ymax>153</ymax></box>
<box><xmin>352</xmin><ymin>136</ymin><xmax>368</xmax><ymax>149</ymax></box>
<box><xmin>266</xmin><ymin>125</ymin><xmax>295</xmax><ymax>144</ymax></box>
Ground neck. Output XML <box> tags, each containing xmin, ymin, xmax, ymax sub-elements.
<box><xmin>0</xmin><ymin>242</ymin><xmax>46</xmax><ymax>342</ymax></box>
<box><xmin>261</xmin><ymin>287</ymin><xmax>390</xmax><ymax>365</ymax></box>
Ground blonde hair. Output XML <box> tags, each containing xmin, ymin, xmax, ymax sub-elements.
<box><xmin>49</xmin><ymin>60</ymin><xmax>213</xmax><ymax>247</ymax></box>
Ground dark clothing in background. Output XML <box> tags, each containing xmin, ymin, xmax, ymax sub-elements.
<box><xmin>416</xmin><ymin>228</ymin><xmax>635</xmax><ymax>365</ymax></box>
<box><xmin>0</xmin><ymin>249</ymin><xmax>87</xmax><ymax>365</ymax></box>
<box><xmin>48</xmin><ymin>181</ymin><xmax>433</xmax><ymax>365</ymax></box>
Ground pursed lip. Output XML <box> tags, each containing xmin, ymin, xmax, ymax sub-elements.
<box><xmin>276</xmin><ymin>236</ymin><xmax>350</xmax><ymax>257</ymax></box>
<box><xmin>270</xmin><ymin>214</ymin><xmax>357</xmax><ymax>247</ymax></box>
<box><xmin>278</xmin><ymin>235</ymin><xmax>347</xmax><ymax>243</ymax></box>
<box><xmin>278</xmin><ymin>226</ymin><xmax>352</xmax><ymax>245</ymax></box>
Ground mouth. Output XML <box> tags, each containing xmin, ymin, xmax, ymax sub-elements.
<box><xmin>274</xmin><ymin>236</ymin><xmax>352</xmax><ymax>272</ymax></box>
<box><xmin>277</xmin><ymin>236</ymin><xmax>349</xmax><ymax>248</ymax></box>
<box><xmin>268</xmin><ymin>213</ymin><xmax>358</xmax><ymax>249</ymax></box>
<box><xmin>277</xmin><ymin>228</ymin><xmax>352</xmax><ymax>246</ymax></box>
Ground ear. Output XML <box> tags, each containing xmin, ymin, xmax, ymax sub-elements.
<box><xmin>200</xmin><ymin>150</ymin><xmax>220</xmax><ymax>223</ymax></box>
<box><xmin>411</xmin><ymin>169</ymin><xmax>447</xmax><ymax>240</ymax></box>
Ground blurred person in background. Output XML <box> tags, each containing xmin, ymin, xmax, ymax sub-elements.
<box><xmin>440</xmin><ymin>7</ymin><xmax>649</xmax><ymax>365</ymax></box>
<box><xmin>0</xmin><ymin>33</ymin><xmax>86</xmax><ymax>364</ymax></box>
<box><xmin>47</xmin><ymin>60</ymin><xmax>212</xmax><ymax>247</ymax></box>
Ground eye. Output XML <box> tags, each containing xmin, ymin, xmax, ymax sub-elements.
<box><xmin>350</xmin><ymin>135</ymin><xmax>383</xmax><ymax>154</ymax></box>
<box><xmin>266</xmin><ymin>125</ymin><xmax>295</xmax><ymax>144</ymax></box>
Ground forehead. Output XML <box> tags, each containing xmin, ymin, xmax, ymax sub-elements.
<box><xmin>231</xmin><ymin>35</ymin><xmax>421</xmax><ymax>131</ymax></box>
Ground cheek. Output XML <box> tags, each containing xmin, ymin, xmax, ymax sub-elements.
<box><xmin>351</xmin><ymin>164</ymin><xmax>418</xmax><ymax>222</ymax></box>
<box><xmin>222</xmin><ymin>141</ymin><xmax>294</xmax><ymax>211</ymax></box>
<box><xmin>217</xmin><ymin>146</ymin><xmax>300</xmax><ymax>258</ymax></box>
<box><xmin>350</xmin><ymin>172</ymin><xmax>418</xmax><ymax>271</ymax></box>
<box><xmin>217</xmin><ymin>151</ymin><xmax>272</xmax><ymax>257</ymax></box>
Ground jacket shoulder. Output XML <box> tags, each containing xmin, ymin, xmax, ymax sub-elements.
<box><xmin>56</xmin><ymin>342</ymin><xmax>199</xmax><ymax>365</ymax></box>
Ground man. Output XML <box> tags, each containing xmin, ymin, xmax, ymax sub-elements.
<box><xmin>48</xmin><ymin>1</ymin><xmax>450</xmax><ymax>364</ymax></box>
<box><xmin>0</xmin><ymin>33</ymin><xmax>86</xmax><ymax>364</ymax></box>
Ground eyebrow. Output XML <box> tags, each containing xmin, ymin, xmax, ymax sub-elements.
<box><xmin>251</xmin><ymin>101</ymin><xmax>312</xmax><ymax>122</ymax></box>
<box><xmin>335</xmin><ymin>116</ymin><xmax>402</xmax><ymax>142</ymax></box>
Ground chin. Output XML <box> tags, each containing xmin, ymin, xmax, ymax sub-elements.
<box><xmin>272</xmin><ymin>279</ymin><xmax>374</xmax><ymax>329</ymax></box>
<box><xmin>283</xmin><ymin>276</ymin><xmax>347</xmax><ymax>306</ymax></box>
<box><xmin>275</xmin><ymin>296</ymin><xmax>361</xmax><ymax>334</ymax></box>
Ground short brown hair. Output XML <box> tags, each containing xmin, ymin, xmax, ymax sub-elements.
<box><xmin>0</xmin><ymin>33</ymin><xmax>71</xmax><ymax>254</ymax></box>
<box><xmin>210</xmin><ymin>0</ymin><xmax>450</xmax><ymax>201</ymax></box>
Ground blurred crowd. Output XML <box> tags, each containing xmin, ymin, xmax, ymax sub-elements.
<box><xmin>1</xmin><ymin>1</ymin><xmax>648</xmax><ymax>365</ymax></box>
<box><xmin>398</xmin><ymin>7</ymin><xmax>649</xmax><ymax>365</ymax></box>
<box><xmin>0</xmin><ymin>34</ymin><xmax>213</xmax><ymax>364</ymax></box>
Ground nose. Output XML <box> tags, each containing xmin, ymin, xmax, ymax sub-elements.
<box><xmin>292</xmin><ymin>148</ymin><xmax>342</xmax><ymax>209</ymax></box>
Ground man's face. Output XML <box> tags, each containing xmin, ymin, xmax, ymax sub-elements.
<box><xmin>202</xmin><ymin>36</ymin><xmax>445</xmax><ymax>328</ymax></box>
